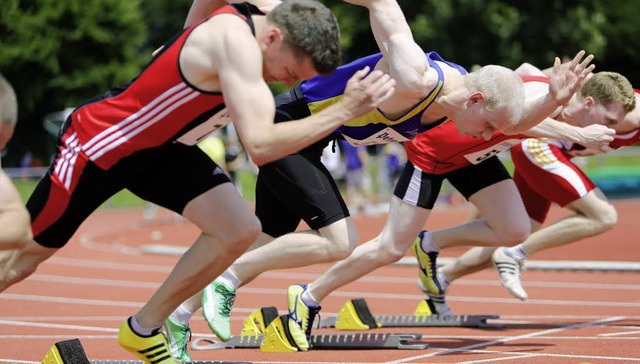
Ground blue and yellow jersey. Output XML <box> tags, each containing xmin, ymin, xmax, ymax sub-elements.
<box><xmin>300</xmin><ymin>52</ymin><xmax>467</xmax><ymax>146</ymax></box>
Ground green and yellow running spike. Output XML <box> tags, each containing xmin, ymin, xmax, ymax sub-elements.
<box><xmin>335</xmin><ymin>298</ymin><xmax>381</xmax><ymax>330</ymax></box>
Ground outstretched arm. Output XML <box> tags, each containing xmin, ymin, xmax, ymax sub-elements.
<box><xmin>346</xmin><ymin>0</ymin><xmax>430</xmax><ymax>96</ymax></box>
<box><xmin>184</xmin><ymin>0</ymin><xmax>228</xmax><ymax>27</ymax></box>
<box><xmin>217</xmin><ymin>30</ymin><xmax>395</xmax><ymax>166</ymax></box>
<box><xmin>504</xmin><ymin>50</ymin><xmax>595</xmax><ymax>134</ymax></box>
<box><xmin>184</xmin><ymin>0</ymin><xmax>281</xmax><ymax>28</ymax></box>
<box><xmin>524</xmin><ymin>118</ymin><xmax>615</xmax><ymax>152</ymax></box>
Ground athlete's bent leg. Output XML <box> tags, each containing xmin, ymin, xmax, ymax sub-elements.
<box><xmin>132</xmin><ymin>183</ymin><xmax>260</xmax><ymax>329</ymax></box>
<box><xmin>309</xmin><ymin>196</ymin><xmax>431</xmax><ymax>301</ymax></box>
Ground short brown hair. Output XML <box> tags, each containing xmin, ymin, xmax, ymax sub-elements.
<box><xmin>267</xmin><ymin>0</ymin><xmax>341</xmax><ymax>75</ymax></box>
<box><xmin>579</xmin><ymin>72</ymin><xmax>636</xmax><ymax>112</ymax></box>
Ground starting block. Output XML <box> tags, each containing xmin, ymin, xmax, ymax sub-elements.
<box><xmin>42</xmin><ymin>338</ymin><xmax>253</xmax><ymax>364</ymax></box>
<box><xmin>318</xmin><ymin>298</ymin><xmax>502</xmax><ymax>329</ymax></box>
<box><xmin>191</xmin><ymin>332</ymin><xmax>427</xmax><ymax>351</ymax></box>
<box><xmin>42</xmin><ymin>339</ymin><xmax>90</xmax><ymax>364</ymax></box>
<box><xmin>191</xmin><ymin>308</ymin><xmax>428</xmax><ymax>351</ymax></box>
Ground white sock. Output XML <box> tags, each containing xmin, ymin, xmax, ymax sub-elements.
<box><xmin>169</xmin><ymin>304</ymin><xmax>194</xmax><ymax>325</ymax></box>
<box><xmin>301</xmin><ymin>285</ymin><xmax>321</xmax><ymax>307</ymax></box>
<box><xmin>436</xmin><ymin>268</ymin><xmax>450</xmax><ymax>291</ymax></box>
<box><xmin>506</xmin><ymin>245</ymin><xmax>528</xmax><ymax>260</ymax></box>
<box><xmin>129</xmin><ymin>316</ymin><xmax>160</xmax><ymax>337</ymax></box>
<box><xmin>420</xmin><ymin>231</ymin><xmax>440</xmax><ymax>253</ymax></box>
<box><xmin>217</xmin><ymin>268</ymin><xmax>242</xmax><ymax>290</ymax></box>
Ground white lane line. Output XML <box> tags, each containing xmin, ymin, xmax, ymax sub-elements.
<box><xmin>600</xmin><ymin>330</ymin><xmax>640</xmax><ymax>337</ymax></box>
<box><xmin>7</xmin><ymin>281</ymin><xmax>640</xmax><ymax>310</ymax></box>
<box><xmin>47</xmin><ymin>257</ymin><xmax>640</xmax><ymax>290</ymax></box>
<box><xmin>389</xmin><ymin>316</ymin><xmax>626</xmax><ymax>363</ymax></box>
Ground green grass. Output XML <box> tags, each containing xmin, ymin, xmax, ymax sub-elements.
<box><xmin>13</xmin><ymin>153</ymin><xmax>640</xmax><ymax>207</ymax></box>
<box><xmin>13</xmin><ymin>170</ymin><xmax>258</xmax><ymax>208</ymax></box>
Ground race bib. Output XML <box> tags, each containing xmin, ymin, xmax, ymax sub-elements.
<box><xmin>175</xmin><ymin>108</ymin><xmax>232</xmax><ymax>145</ymax></box>
<box><xmin>463</xmin><ymin>139</ymin><xmax>521</xmax><ymax>164</ymax></box>
<box><xmin>341</xmin><ymin>127</ymin><xmax>414</xmax><ymax>146</ymax></box>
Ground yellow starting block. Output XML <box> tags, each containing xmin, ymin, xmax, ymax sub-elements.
<box><xmin>42</xmin><ymin>339</ymin><xmax>90</xmax><ymax>364</ymax></box>
<box><xmin>335</xmin><ymin>298</ymin><xmax>382</xmax><ymax>330</ymax></box>
<box><xmin>240</xmin><ymin>306</ymin><xmax>279</xmax><ymax>337</ymax></box>
<box><xmin>260</xmin><ymin>314</ymin><xmax>301</xmax><ymax>352</ymax></box>
<box><xmin>240</xmin><ymin>307</ymin><xmax>301</xmax><ymax>353</ymax></box>
<box><xmin>413</xmin><ymin>298</ymin><xmax>437</xmax><ymax>317</ymax></box>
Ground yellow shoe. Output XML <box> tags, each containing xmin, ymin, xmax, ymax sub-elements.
<box><xmin>287</xmin><ymin>284</ymin><xmax>321</xmax><ymax>351</ymax></box>
<box><xmin>411</xmin><ymin>230</ymin><xmax>444</xmax><ymax>295</ymax></box>
<box><xmin>118</xmin><ymin>318</ymin><xmax>175</xmax><ymax>364</ymax></box>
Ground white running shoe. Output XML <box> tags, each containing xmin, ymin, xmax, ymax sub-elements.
<box><xmin>492</xmin><ymin>247</ymin><xmax>528</xmax><ymax>300</ymax></box>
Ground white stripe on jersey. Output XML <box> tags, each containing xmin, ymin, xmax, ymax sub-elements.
<box><xmin>83</xmin><ymin>83</ymin><xmax>199</xmax><ymax>160</ymax></box>
<box><xmin>54</xmin><ymin>133</ymin><xmax>80</xmax><ymax>191</ymax></box>
<box><xmin>521</xmin><ymin>139</ymin><xmax>589</xmax><ymax>197</ymax></box>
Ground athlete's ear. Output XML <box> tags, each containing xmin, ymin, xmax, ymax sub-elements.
<box><xmin>265</xmin><ymin>26</ymin><xmax>284</xmax><ymax>46</ymax></box>
<box><xmin>467</xmin><ymin>92</ymin><xmax>485</xmax><ymax>107</ymax></box>
<box><xmin>583</xmin><ymin>95</ymin><xmax>595</xmax><ymax>108</ymax></box>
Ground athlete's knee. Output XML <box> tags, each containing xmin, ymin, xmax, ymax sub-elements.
<box><xmin>593</xmin><ymin>204</ymin><xmax>618</xmax><ymax>232</ymax></box>
<box><xmin>318</xmin><ymin>220</ymin><xmax>359</xmax><ymax>261</ymax></box>
<box><xmin>207</xmin><ymin>215</ymin><xmax>261</xmax><ymax>256</ymax></box>
<box><xmin>315</xmin><ymin>232</ymin><xmax>355</xmax><ymax>261</ymax></box>
<box><xmin>375</xmin><ymin>239</ymin><xmax>406</xmax><ymax>265</ymax></box>
<box><xmin>492</xmin><ymin>219</ymin><xmax>530</xmax><ymax>246</ymax></box>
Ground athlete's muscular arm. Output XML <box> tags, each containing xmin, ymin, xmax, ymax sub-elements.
<box><xmin>514</xmin><ymin>62</ymin><xmax>546</xmax><ymax>77</ymax></box>
<box><xmin>524</xmin><ymin>118</ymin><xmax>615</xmax><ymax>152</ymax></box>
<box><xmin>185</xmin><ymin>0</ymin><xmax>285</xmax><ymax>28</ymax></box>
<box><xmin>0</xmin><ymin>170</ymin><xmax>31</xmax><ymax>250</ymax></box>
<box><xmin>504</xmin><ymin>50</ymin><xmax>595</xmax><ymax>135</ymax></box>
<box><xmin>215</xmin><ymin>27</ymin><xmax>395</xmax><ymax>166</ymax></box>
<box><xmin>184</xmin><ymin>0</ymin><xmax>228</xmax><ymax>28</ymax></box>
<box><xmin>347</xmin><ymin>0</ymin><xmax>430</xmax><ymax>97</ymax></box>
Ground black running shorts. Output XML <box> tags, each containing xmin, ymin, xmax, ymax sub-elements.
<box><xmin>27</xmin><ymin>142</ymin><xmax>230</xmax><ymax>248</ymax></box>
<box><xmin>254</xmin><ymin>87</ymin><xmax>348</xmax><ymax>237</ymax></box>
<box><xmin>394</xmin><ymin>156</ymin><xmax>511</xmax><ymax>209</ymax></box>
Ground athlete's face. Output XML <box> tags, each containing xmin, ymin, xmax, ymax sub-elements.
<box><xmin>262</xmin><ymin>35</ymin><xmax>318</xmax><ymax>88</ymax></box>
<box><xmin>562</xmin><ymin>96</ymin><xmax>627</xmax><ymax>128</ymax></box>
<box><xmin>615</xmin><ymin>94</ymin><xmax>640</xmax><ymax>133</ymax></box>
<box><xmin>455</xmin><ymin>107</ymin><xmax>511</xmax><ymax>141</ymax></box>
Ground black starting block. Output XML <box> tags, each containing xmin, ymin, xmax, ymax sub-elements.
<box><xmin>41</xmin><ymin>338</ymin><xmax>253</xmax><ymax>364</ymax></box>
<box><xmin>191</xmin><ymin>308</ymin><xmax>428</xmax><ymax>352</ymax></box>
<box><xmin>317</xmin><ymin>298</ymin><xmax>502</xmax><ymax>329</ymax></box>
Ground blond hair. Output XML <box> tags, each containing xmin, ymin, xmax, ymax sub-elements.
<box><xmin>464</xmin><ymin>65</ymin><xmax>525</xmax><ymax>125</ymax></box>
<box><xmin>0</xmin><ymin>73</ymin><xmax>18</xmax><ymax>126</ymax></box>
<box><xmin>579</xmin><ymin>72</ymin><xmax>636</xmax><ymax>112</ymax></box>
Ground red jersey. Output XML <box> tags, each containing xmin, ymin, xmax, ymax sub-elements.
<box><xmin>405</xmin><ymin>75</ymin><xmax>550</xmax><ymax>174</ymax></box>
<box><xmin>609</xmin><ymin>89</ymin><xmax>640</xmax><ymax>149</ymax></box>
<box><xmin>66</xmin><ymin>5</ymin><xmax>257</xmax><ymax>170</ymax></box>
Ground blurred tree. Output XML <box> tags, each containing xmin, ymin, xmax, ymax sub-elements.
<box><xmin>0</xmin><ymin>0</ymin><xmax>148</xmax><ymax>165</ymax></box>
<box><xmin>1</xmin><ymin>0</ymin><xmax>639</xmax><ymax>166</ymax></box>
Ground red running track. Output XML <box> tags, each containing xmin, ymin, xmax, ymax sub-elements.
<box><xmin>1</xmin><ymin>199</ymin><xmax>639</xmax><ymax>363</ymax></box>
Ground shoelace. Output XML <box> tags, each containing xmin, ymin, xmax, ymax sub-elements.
<box><xmin>496</xmin><ymin>261</ymin><xmax>520</xmax><ymax>278</ymax></box>
<box><xmin>215</xmin><ymin>285</ymin><xmax>236</xmax><ymax>317</ymax></box>
<box><xmin>304</xmin><ymin>306</ymin><xmax>321</xmax><ymax>338</ymax></box>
